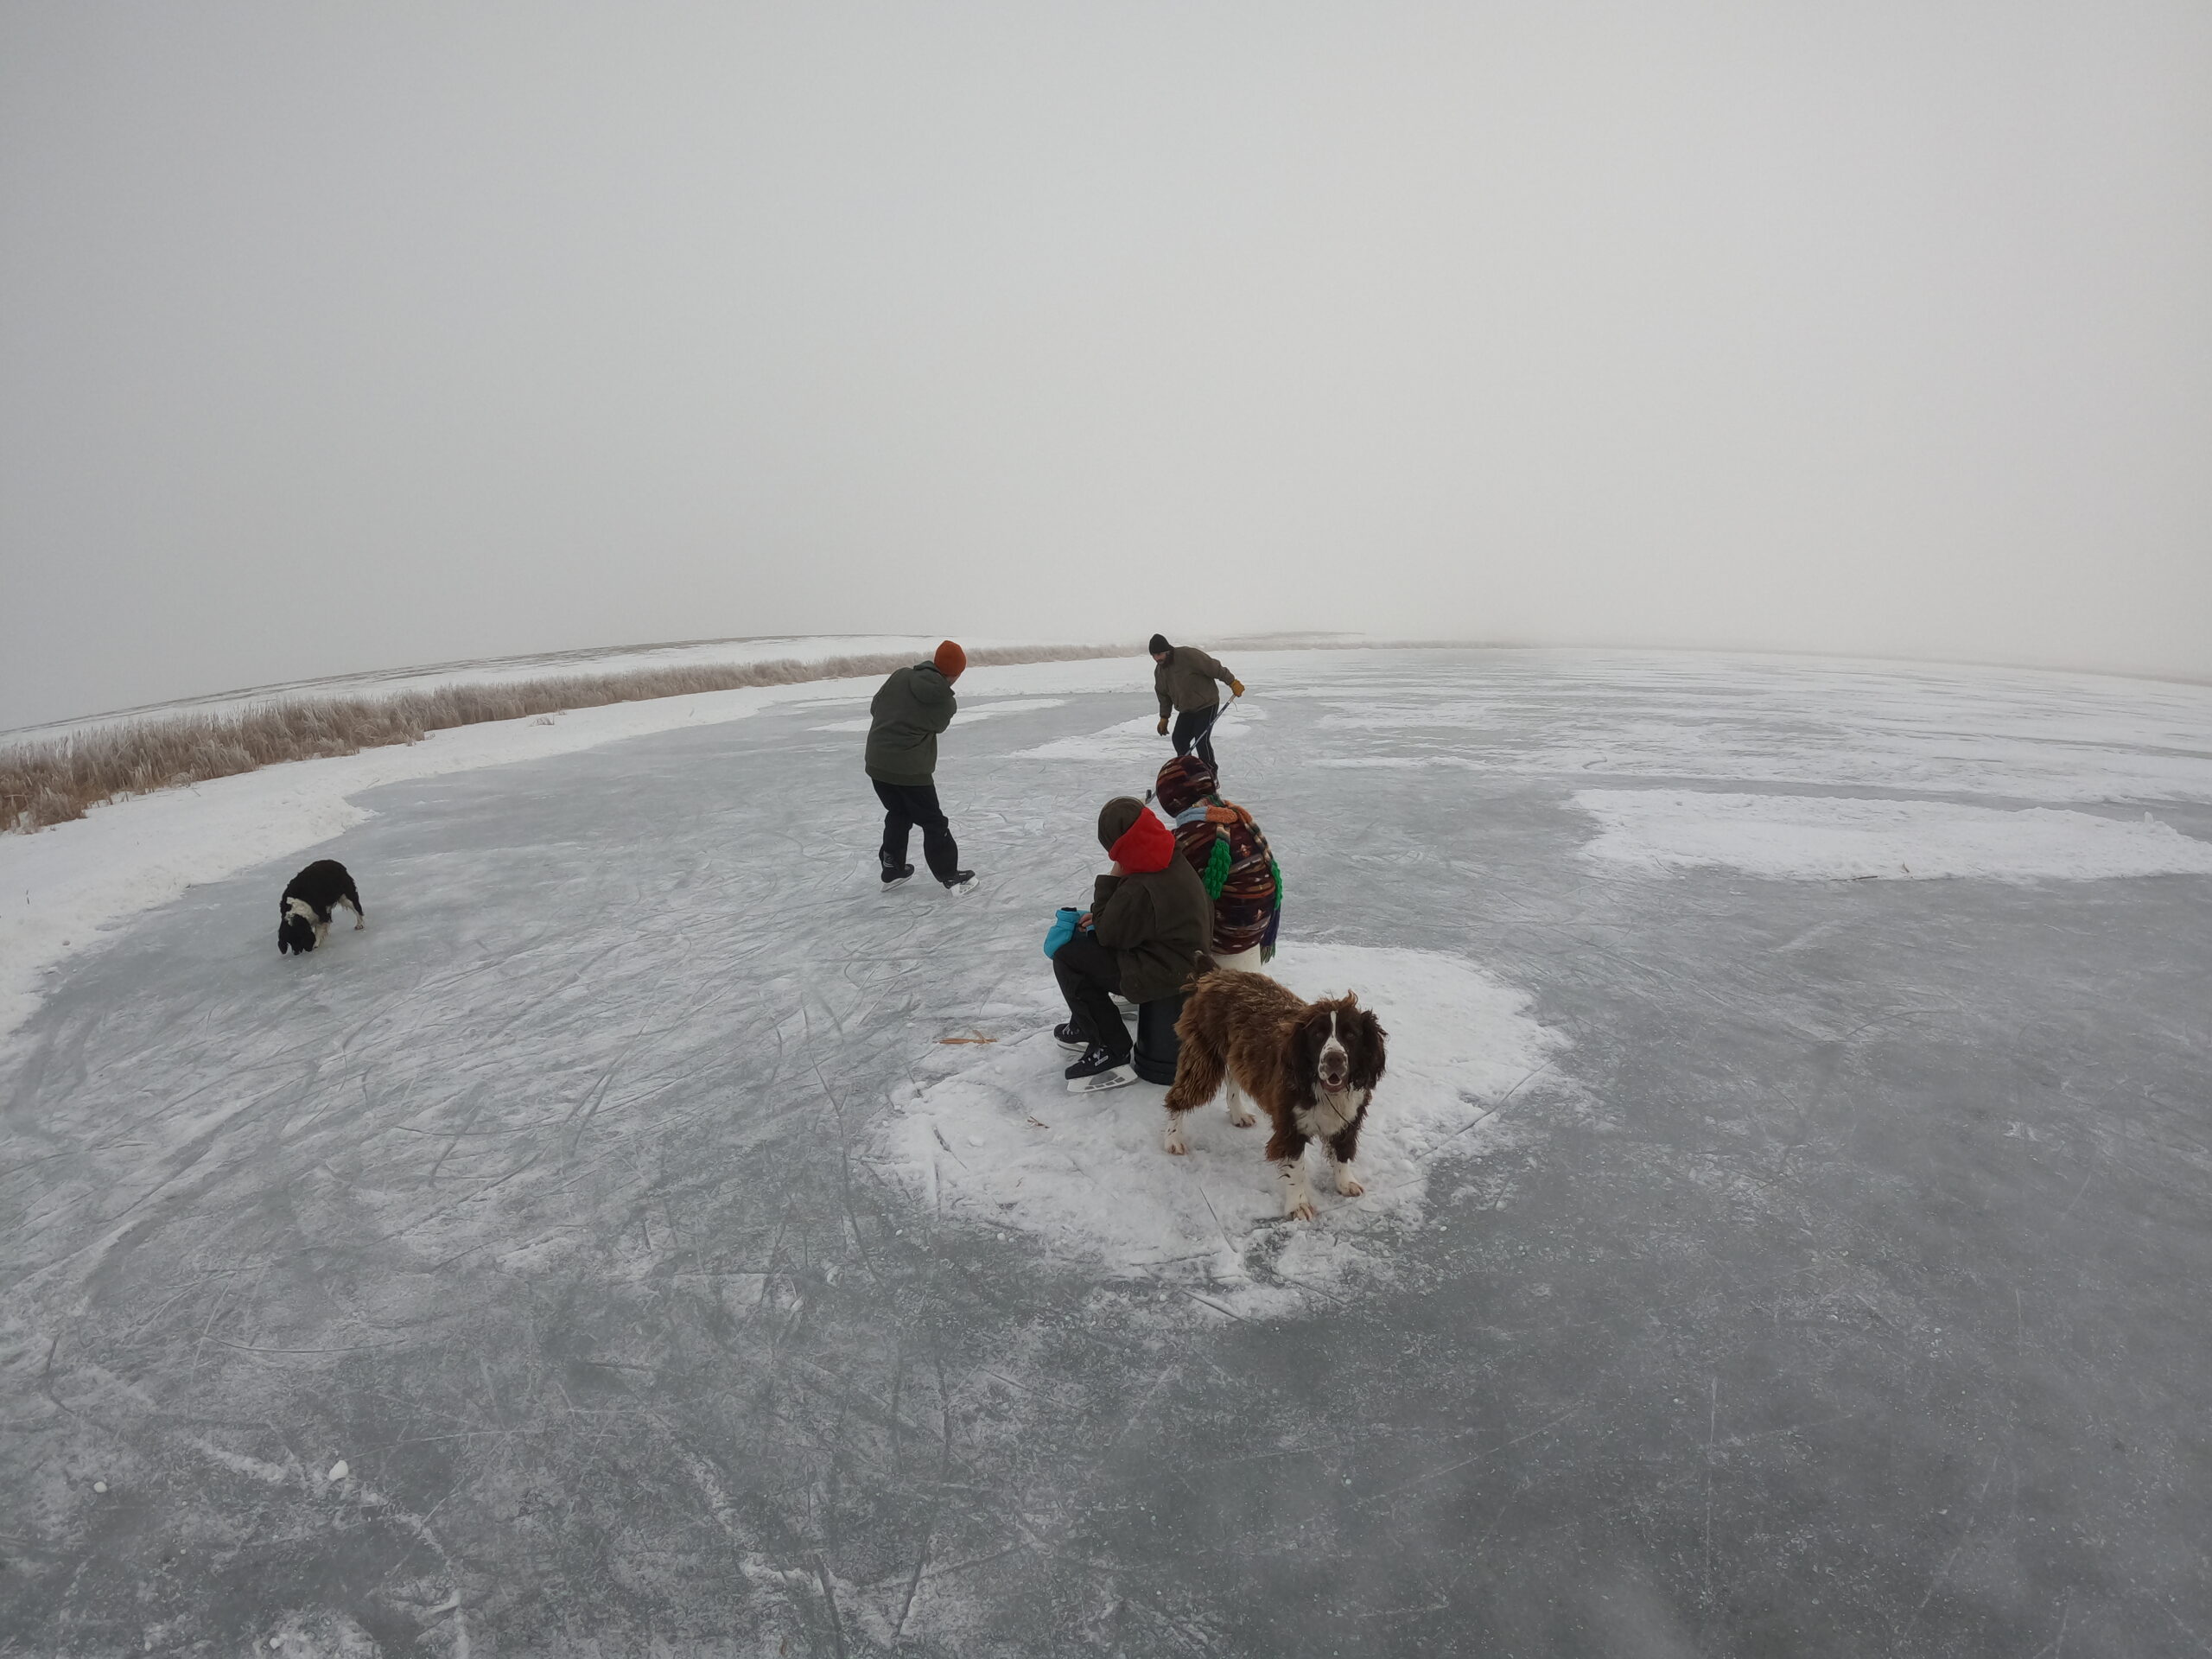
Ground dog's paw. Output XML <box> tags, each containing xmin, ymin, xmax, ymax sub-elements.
<box><xmin>1334</xmin><ymin>1170</ymin><xmax>1365</xmax><ymax>1197</ymax></box>
<box><xmin>1163</xmin><ymin>1122</ymin><xmax>1189</xmax><ymax>1156</ymax></box>
<box><xmin>1227</xmin><ymin>1107</ymin><xmax>1255</xmax><ymax>1128</ymax></box>
<box><xmin>1283</xmin><ymin>1196</ymin><xmax>1318</xmax><ymax>1222</ymax></box>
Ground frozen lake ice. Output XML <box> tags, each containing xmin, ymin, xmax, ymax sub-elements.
<box><xmin>3</xmin><ymin>648</ymin><xmax>2210</xmax><ymax>1656</ymax></box>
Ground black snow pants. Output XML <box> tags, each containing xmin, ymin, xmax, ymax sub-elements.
<box><xmin>873</xmin><ymin>780</ymin><xmax>962</xmax><ymax>882</ymax></box>
<box><xmin>1052</xmin><ymin>932</ymin><xmax>1131</xmax><ymax>1058</ymax></box>
<box><xmin>1171</xmin><ymin>706</ymin><xmax>1220</xmax><ymax>772</ymax></box>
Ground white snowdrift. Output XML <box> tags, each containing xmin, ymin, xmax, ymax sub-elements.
<box><xmin>874</xmin><ymin>944</ymin><xmax>1564</xmax><ymax>1319</ymax></box>
<box><xmin>1573</xmin><ymin>790</ymin><xmax>2212</xmax><ymax>882</ymax></box>
<box><xmin>1008</xmin><ymin>704</ymin><xmax>1267</xmax><ymax>762</ymax></box>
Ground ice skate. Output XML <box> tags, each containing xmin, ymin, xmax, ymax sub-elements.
<box><xmin>1065</xmin><ymin>1044</ymin><xmax>1137</xmax><ymax>1093</ymax></box>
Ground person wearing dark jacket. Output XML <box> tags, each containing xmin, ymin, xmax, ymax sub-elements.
<box><xmin>1053</xmin><ymin>796</ymin><xmax>1213</xmax><ymax>1090</ymax></box>
<box><xmin>1149</xmin><ymin>633</ymin><xmax>1244</xmax><ymax>772</ymax></box>
<box><xmin>865</xmin><ymin>641</ymin><xmax>976</xmax><ymax>891</ymax></box>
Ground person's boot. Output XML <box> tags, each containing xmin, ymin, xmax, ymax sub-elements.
<box><xmin>1065</xmin><ymin>1043</ymin><xmax>1137</xmax><ymax>1093</ymax></box>
<box><xmin>880</xmin><ymin>861</ymin><xmax>914</xmax><ymax>887</ymax></box>
<box><xmin>940</xmin><ymin>869</ymin><xmax>977</xmax><ymax>894</ymax></box>
<box><xmin>1052</xmin><ymin>1020</ymin><xmax>1088</xmax><ymax>1052</ymax></box>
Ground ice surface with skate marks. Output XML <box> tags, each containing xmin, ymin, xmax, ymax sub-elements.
<box><xmin>5</xmin><ymin>646</ymin><xmax>2211</xmax><ymax>1653</ymax></box>
<box><xmin>1301</xmin><ymin>652</ymin><xmax>2212</xmax><ymax>803</ymax></box>
<box><xmin>875</xmin><ymin>943</ymin><xmax>1564</xmax><ymax>1318</ymax></box>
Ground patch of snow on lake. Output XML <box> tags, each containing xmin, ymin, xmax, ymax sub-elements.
<box><xmin>1573</xmin><ymin>791</ymin><xmax>2212</xmax><ymax>881</ymax></box>
<box><xmin>874</xmin><ymin>943</ymin><xmax>1564</xmax><ymax>1319</ymax></box>
<box><xmin>1009</xmin><ymin>702</ymin><xmax>1266</xmax><ymax>763</ymax></box>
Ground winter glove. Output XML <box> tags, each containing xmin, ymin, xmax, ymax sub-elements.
<box><xmin>1229</xmin><ymin>678</ymin><xmax>1245</xmax><ymax>696</ymax></box>
<box><xmin>1156</xmin><ymin>717</ymin><xmax>1169</xmax><ymax>735</ymax></box>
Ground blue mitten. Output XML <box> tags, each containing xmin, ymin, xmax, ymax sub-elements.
<box><xmin>1042</xmin><ymin>906</ymin><xmax>1080</xmax><ymax>958</ymax></box>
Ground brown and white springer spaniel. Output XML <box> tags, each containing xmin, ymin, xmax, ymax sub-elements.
<box><xmin>1162</xmin><ymin>967</ymin><xmax>1388</xmax><ymax>1220</ymax></box>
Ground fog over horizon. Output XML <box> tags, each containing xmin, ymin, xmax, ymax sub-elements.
<box><xmin>3</xmin><ymin>2</ymin><xmax>2209</xmax><ymax>730</ymax></box>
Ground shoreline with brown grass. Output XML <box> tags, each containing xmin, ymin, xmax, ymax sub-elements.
<box><xmin>1</xmin><ymin>643</ymin><xmax>1131</xmax><ymax>835</ymax></box>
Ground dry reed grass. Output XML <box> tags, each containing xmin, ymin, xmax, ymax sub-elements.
<box><xmin>1</xmin><ymin>644</ymin><xmax>1129</xmax><ymax>834</ymax></box>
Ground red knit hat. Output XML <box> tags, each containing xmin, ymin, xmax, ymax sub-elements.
<box><xmin>933</xmin><ymin>640</ymin><xmax>966</xmax><ymax>681</ymax></box>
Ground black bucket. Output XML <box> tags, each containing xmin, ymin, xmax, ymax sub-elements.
<box><xmin>1132</xmin><ymin>992</ymin><xmax>1185</xmax><ymax>1085</ymax></box>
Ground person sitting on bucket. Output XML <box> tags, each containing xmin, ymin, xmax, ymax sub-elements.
<box><xmin>1149</xmin><ymin>633</ymin><xmax>1244</xmax><ymax>772</ymax></box>
<box><xmin>1154</xmin><ymin>754</ymin><xmax>1282</xmax><ymax>971</ymax></box>
<box><xmin>1052</xmin><ymin>796</ymin><xmax>1212</xmax><ymax>1092</ymax></box>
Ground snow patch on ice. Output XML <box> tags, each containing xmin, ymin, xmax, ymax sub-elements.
<box><xmin>1008</xmin><ymin>702</ymin><xmax>1265</xmax><ymax>762</ymax></box>
<box><xmin>1573</xmin><ymin>791</ymin><xmax>2212</xmax><ymax>882</ymax></box>
<box><xmin>874</xmin><ymin>944</ymin><xmax>1563</xmax><ymax>1318</ymax></box>
<box><xmin>1008</xmin><ymin>715</ymin><xmax>1171</xmax><ymax>761</ymax></box>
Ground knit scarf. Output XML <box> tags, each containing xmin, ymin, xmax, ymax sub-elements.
<box><xmin>1171</xmin><ymin>794</ymin><xmax>1285</xmax><ymax>959</ymax></box>
<box><xmin>1172</xmin><ymin>799</ymin><xmax>1242</xmax><ymax>897</ymax></box>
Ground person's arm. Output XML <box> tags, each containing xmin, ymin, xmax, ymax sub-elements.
<box><xmin>1155</xmin><ymin>661</ymin><xmax>1173</xmax><ymax>725</ymax></box>
<box><xmin>913</xmin><ymin>674</ymin><xmax>956</xmax><ymax>734</ymax></box>
<box><xmin>1197</xmin><ymin>649</ymin><xmax>1243</xmax><ymax>696</ymax></box>
<box><xmin>1091</xmin><ymin>874</ymin><xmax>1155</xmax><ymax>949</ymax></box>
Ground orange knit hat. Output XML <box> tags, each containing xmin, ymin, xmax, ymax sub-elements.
<box><xmin>933</xmin><ymin>640</ymin><xmax>966</xmax><ymax>681</ymax></box>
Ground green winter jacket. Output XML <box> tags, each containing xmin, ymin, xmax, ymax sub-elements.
<box><xmin>865</xmin><ymin>663</ymin><xmax>957</xmax><ymax>785</ymax></box>
<box><xmin>1154</xmin><ymin>645</ymin><xmax>1236</xmax><ymax>719</ymax></box>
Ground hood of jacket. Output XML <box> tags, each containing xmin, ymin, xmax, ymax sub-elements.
<box><xmin>1097</xmin><ymin>797</ymin><xmax>1175</xmax><ymax>874</ymax></box>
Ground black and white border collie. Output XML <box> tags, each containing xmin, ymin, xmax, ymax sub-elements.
<box><xmin>278</xmin><ymin>859</ymin><xmax>365</xmax><ymax>955</ymax></box>
<box><xmin>1161</xmin><ymin>966</ymin><xmax>1389</xmax><ymax>1220</ymax></box>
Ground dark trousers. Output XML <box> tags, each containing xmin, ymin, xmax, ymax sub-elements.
<box><xmin>1171</xmin><ymin>706</ymin><xmax>1219</xmax><ymax>771</ymax></box>
<box><xmin>1052</xmin><ymin>932</ymin><xmax>1130</xmax><ymax>1057</ymax></box>
<box><xmin>873</xmin><ymin>779</ymin><xmax>961</xmax><ymax>881</ymax></box>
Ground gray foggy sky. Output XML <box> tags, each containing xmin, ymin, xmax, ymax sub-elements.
<box><xmin>3</xmin><ymin>1</ymin><xmax>2208</xmax><ymax>728</ymax></box>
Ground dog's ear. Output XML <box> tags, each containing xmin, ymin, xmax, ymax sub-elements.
<box><xmin>1351</xmin><ymin>1007</ymin><xmax>1388</xmax><ymax>1088</ymax></box>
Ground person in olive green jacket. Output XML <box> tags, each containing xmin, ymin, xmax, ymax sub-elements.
<box><xmin>1149</xmin><ymin>633</ymin><xmax>1245</xmax><ymax>772</ymax></box>
<box><xmin>864</xmin><ymin>641</ymin><xmax>976</xmax><ymax>892</ymax></box>
<box><xmin>1052</xmin><ymin>795</ymin><xmax>1212</xmax><ymax>1089</ymax></box>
